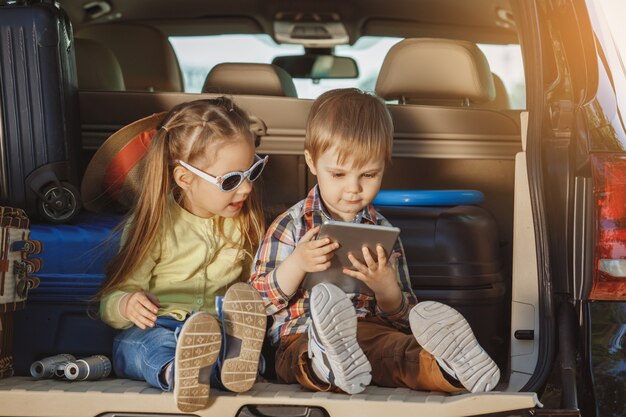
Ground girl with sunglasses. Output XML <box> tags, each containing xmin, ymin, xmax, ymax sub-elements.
<box><xmin>97</xmin><ymin>98</ymin><xmax>268</xmax><ymax>412</ymax></box>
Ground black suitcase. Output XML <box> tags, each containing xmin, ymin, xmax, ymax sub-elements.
<box><xmin>377</xmin><ymin>204</ymin><xmax>509</xmax><ymax>378</ymax></box>
<box><xmin>0</xmin><ymin>0</ymin><xmax>81</xmax><ymax>223</ymax></box>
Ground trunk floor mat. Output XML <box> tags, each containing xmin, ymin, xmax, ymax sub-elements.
<box><xmin>0</xmin><ymin>376</ymin><xmax>540</xmax><ymax>417</ymax></box>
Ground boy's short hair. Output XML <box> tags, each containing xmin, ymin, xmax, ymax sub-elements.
<box><xmin>305</xmin><ymin>88</ymin><xmax>393</xmax><ymax>168</ymax></box>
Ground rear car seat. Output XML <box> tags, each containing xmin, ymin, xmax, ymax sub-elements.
<box><xmin>76</xmin><ymin>23</ymin><xmax>183</xmax><ymax>92</ymax></box>
<box><xmin>202</xmin><ymin>63</ymin><xmax>298</xmax><ymax>97</ymax></box>
<box><xmin>74</xmin><ymin>38</ymin><xmax>125</xmax><ymax>91</ymax></box>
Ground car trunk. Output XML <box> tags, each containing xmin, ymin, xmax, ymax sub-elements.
<box><xmin>0</xmin><ymin>87</ymin><xmax>545</xmax><ymax>416</ymax></box>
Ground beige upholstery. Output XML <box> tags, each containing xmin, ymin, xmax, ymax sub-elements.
<box><xmin>482</xmin><ymin>73</ymin><xmax>511</xmax><ymax>109</ymax></box>
<box><xmin>375</xmin><ymin>38</ymin><xmax>495</xmax><ymax>105</ymax></box>
<box><xmin>74</xmin><ymin>38</ymin><xmax>125</xmax><ymax>91</ymax></box>
<box><xmin>202</xmin><ymin>63</ymin><xmax>297</xmax><ymax>97</ymax></box>
<box><xmin>76</xmin><ymin>23</ymin><xmax>183</xmax><ymax>92</ymax></box>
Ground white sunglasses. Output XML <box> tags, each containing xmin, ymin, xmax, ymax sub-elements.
<box><xmin>178</xmin><ymin>154</ymin><xmax>268</xmax><ymax>192</ymax></box>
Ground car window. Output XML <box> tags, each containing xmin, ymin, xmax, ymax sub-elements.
<box><xmin>593</xmin><ymin>0</ymin><xmax>626</xmax><ymax>66</ymax></box>
<box><xmin>592</xmin><ymin>0</ymin><xmax>626</xmax><ymax>115</ymax></box>
<box><xmin>170</xmin><ymin>34</ymin><xmax>526</xmax><ymax>109</ymax></box>
<box><xmin>478</xmin><ymin>43</ymin><xmax>526</xmax><ymax>109</ymax></box>
<box><xmin>169</xmin><ymin>35</ymin><xmax>302</xmax><ymax>94</ymax></box>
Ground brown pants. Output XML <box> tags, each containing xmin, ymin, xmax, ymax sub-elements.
<box><xmin>275</xmin><ymin>316</ymin><xmax>460</xmax><ymax>393</ymax></box>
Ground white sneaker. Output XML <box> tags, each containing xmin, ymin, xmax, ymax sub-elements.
<box><xmin>410</xmin><ymin>301</ymin><xmax>500</xmax><ymax>393</ymax></box>
<box><xmin>308</xmin><ymin>283</ymin><xmax>372</xmax><ymax>394</ymax></box>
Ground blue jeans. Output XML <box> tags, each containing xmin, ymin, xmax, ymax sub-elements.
<box><xmin>112</xmin><ymin>315</ymin><xmax>226</xmax><ymax>391</ymax></box>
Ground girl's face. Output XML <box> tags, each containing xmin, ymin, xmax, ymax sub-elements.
<box><xmin>178</xmin><ymin>138</ymin><xmax>256</xmax><ymax>218</ymax></box>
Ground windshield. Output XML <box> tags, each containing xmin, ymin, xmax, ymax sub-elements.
<box><xmin>170</xmin><ymin>34</ymin><xmax>526</xmax><ymax>109</ymax></box>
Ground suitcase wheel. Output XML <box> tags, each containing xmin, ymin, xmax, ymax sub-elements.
<box><xmin>38</xmin><ymin>182</ymin><xmax>81</xmax><ymax>223</ymax></box>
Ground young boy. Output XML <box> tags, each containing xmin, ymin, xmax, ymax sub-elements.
<box><xmin>250</xmin><ymin>88</ymin><xmax>500</xmax><ymax>395</ymax></box>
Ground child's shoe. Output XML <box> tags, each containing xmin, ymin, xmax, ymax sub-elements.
<box><xmin>174</xmin><ymin>311</ymin><xmax>222</xmax><ymax>412</ymax></box>
<box><xmin>409</xmin><ymin>300</ymin><xmax>500</xmax><ymax>393</ymax></box>
<box><xmin>220</xmin><ymin>282</ymin><xmax>267</xmax><ymax>392</ymax></box>
<box><xmin>308</xmin><ymin>283</ymin><xmax>372</xmax><ymax>394</ymax></box>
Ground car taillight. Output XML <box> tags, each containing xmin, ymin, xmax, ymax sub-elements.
<box><xmin>591</xmin><ymin>154</ymin><xmax>626</xmax><ymax>300</ymax></box>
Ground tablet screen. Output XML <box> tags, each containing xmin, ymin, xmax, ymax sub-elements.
<box><xmin>302</xmin><ymin>221</ymin><xmax>400</xmax><ymax>295</ymax></box>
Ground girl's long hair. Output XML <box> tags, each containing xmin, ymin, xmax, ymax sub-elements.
<box><xmin>96</xmin><ymin>97</ymin><xmax>265</xmax><ymax>298</ymax></box>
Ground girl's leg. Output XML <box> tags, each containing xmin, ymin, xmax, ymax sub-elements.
<box><xmin>112</xmin><ymin>323</ymin><xmax>177</xmax><ymax>390</ymax></box>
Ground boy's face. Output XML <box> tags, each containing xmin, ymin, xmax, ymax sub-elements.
<box><xmin>305</xmin><ymin>147</ymin><xmax>384</xmax><ymax>222</ymax></box>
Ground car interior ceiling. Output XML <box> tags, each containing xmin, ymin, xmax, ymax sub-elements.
<box><xmin>60</xmin><ymin>0</ymin><xmax>517</xmax><ymax>42</ymax></box>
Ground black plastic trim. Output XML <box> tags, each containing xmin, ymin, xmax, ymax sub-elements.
<box><xmin>511</xmin><ymin>0</ymin><xmax>557</xmax><ymax>392</ymax></box>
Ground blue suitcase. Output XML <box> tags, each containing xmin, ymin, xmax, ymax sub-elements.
<box><xmin>12</xmin><ymin>213</ymin><xmax>121</xmax><ymax>375</ymax></box>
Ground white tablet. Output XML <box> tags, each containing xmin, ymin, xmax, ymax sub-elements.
<box><xmin>302</xmin><ymin>220</ymin><xmax>401</xmax><ymax>295</ymax></box>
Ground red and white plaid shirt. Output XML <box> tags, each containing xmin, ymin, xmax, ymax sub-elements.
<box><xmin>250</xmin><ymin>185</ymin><xmax>416</xmax><ymax>344</ymax></box>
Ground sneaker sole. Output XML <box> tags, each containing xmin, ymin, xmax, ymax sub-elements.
<box><xmin>221</xmin><ymin>282</ymin><xmax>267</xmax><ymax>392</ymax></box>
<box><xmin>174</xmin><ymin>312</ymin><xmax>221</xmax><ymax>412</ymax></box>
<box><xmin>410</xmin><ymin>301</ymin><xmax>500</xmax><ymax>393</ymax></box>
<box><xmin>310</xmin><ymin>283</ymin><xmax>372</xmax><ymax>394</ymax></box>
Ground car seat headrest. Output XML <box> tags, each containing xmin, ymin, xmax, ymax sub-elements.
<box><xmin>202</xmin><ymin>63</ymin><xmax>298</xmax><ymax>97</ymax></box>
<box><xmin>74</xmin><ymin>38</ymin><xmax>125</xmax><ymax>91</ymax></box>
<box><xmin>375</xmin><ymin>38</ymin><xmax>495</xmax><ymax>105</ymax></box>
<box><xmin>76</xmin><ymin>23</ymin><xmax>183</xmax><ymax>92</ymax></box>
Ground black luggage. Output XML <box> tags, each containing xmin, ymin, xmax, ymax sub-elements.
<box><xmin>376</xmin><ymin>204</ymin><xmax>509</xmax><ymax>377</ymax></box>
<box><xmin>0</xmin><ymin>0</ymin><xmax>81</xmax><ymax>223</ymax></box>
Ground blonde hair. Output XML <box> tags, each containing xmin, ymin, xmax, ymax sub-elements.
<box><xmin>97</xmin><ymin>97</ymin><xmax>265</xmax><ymax>298</ymax></box>
<box><xmin>305</xmin><ymin>88</ymin><xmax>393</xmax><ymax>168</ymax></box>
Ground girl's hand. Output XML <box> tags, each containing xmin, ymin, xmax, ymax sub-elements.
<box><xmin>344</xmin><ymin>245</ymin><xmax>402</xmax><ymax>307</ymax></box>
<box><xmin>292</xmin><ymin>226</ymin><xmax>340</xmax><ymax>273</ymax></box>
<box><xmin>120</xmin><ymin>291</ymin><xmax>160</xmax><ymax>329</ymax></box>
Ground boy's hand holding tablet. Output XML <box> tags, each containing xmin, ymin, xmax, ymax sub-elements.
<box><xmin>303</xmin><ymin>221</ymin><xmax>401</xmax><ymax>296</ymax></box>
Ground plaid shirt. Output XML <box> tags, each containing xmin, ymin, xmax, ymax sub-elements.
<box><xmin>250</xmin><ymin>185</ymin><xmax>416</xmax><ymax>344</ymax></box>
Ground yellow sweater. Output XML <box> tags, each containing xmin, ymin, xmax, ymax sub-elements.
<box><xmin>100</xmin><ymin>201</ymin><xmax>251</xmax><ymax>329</ymax></box>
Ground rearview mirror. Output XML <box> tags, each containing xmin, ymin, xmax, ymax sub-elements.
<box><xmin>272</xmin><ymin>55</ymin><xmax>359</xmax><ymax>79</ymax></box>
